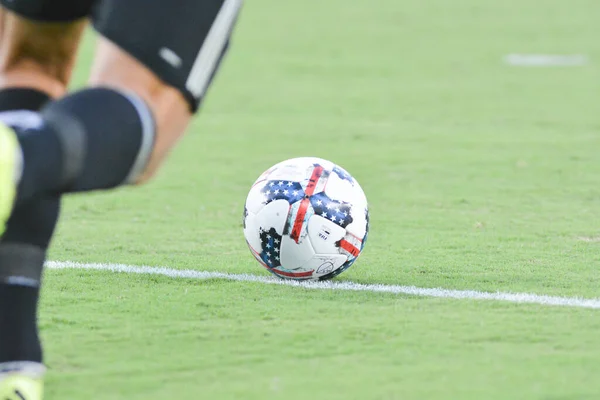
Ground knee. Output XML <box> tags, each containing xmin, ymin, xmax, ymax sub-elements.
<box><xmin>89</xmin><ymin>77</ymin><xmax>190</xmax><ymax>186</ymax></box>
<box><xmin>0</xmin><ymin>44</ymin><xmax>72</xmax><ymax>96</ymax></box>
<box><xmin>2</xmin><ymin>45</ymin><xmax>67</xmax><ymax>81</ymax></box>
<box><xmin>89</xmin><ymin>38</ymin><xmax>192</xmax><ymax>185</ymax></box>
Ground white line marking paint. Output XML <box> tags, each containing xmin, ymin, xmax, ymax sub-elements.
<box><xmin>46</xmin><ymin>261</ymin><xmax>600</xmax><ymax>310</ymax></box>
<box><xmin>504</xmin><ymin>53</ymin><xmax>589</xmax><ymax>67</ymax></box>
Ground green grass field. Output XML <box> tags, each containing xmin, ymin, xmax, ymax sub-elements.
<box><xmin>42</xmin><ymin>0</ymin><xmax>600</xmax><ymax>398</ymax></box>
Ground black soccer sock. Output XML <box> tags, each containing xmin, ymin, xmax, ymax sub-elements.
<box><xmin>0</xmin><ymin>88</ymin><xmax>50</xmax><ymax>111</ymax></box>
<box><xmin>0</xmin><ymin>88</ymin><xmax>55</xmax><ymax>365</ymax></box>
<box><xmin>0</xmin><ymin>285</ymin><xmax>42</xmax><ymax>363</ymax></box>
<box><xmin>0</xmin><ymin>197</ymin><xmax>60</xmax><ymax>363</ymax></box>
<box><xmin>15</xmin><ymin>87</ymin><xmax>155</xmax><ymax>205</ymax></box>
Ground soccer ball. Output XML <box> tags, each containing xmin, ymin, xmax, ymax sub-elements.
<box><xmin>243</xmin><ymin>157</ymin><xmax>369</xmax><ymax>280</ymax></box>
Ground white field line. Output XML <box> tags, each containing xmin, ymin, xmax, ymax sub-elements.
<box><xmin>503</xmin><ymin>53</ymin><xmax>589</xmax><ymax>67</ymax></box>
<box><xmin>46</xmin><ymin>261</ymin><xmax>600</xmax><ymax>310</ymax></box>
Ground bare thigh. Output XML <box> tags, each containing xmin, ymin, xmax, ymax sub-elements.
<box><xmin>0</xmin><ymin>8</ymin><xmax>86</xmax><ymax>97</ymax></box>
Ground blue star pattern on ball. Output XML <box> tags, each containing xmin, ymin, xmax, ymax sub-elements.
<box><xmin>309</xmin><ymin>192</ymin><xmax>353</xmax><ymax>228</ymax></box>
<box><xmin>332</xmin><ymin>165</ymin><xmax>354</xmax><ymax>183</ymax></box>
<box><xmin>259</xmin><ymin>228</ymin><xmax>282</xmax><ymax>269</ymax></box>
<box><xmin>261</xmin><ymin>180</ymin><xmax>305</xmax><ymax>205</ymax></box>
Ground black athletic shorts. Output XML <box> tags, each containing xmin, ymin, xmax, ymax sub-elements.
<box><xmin>0</xmin><ymin>0</ymin><xmax>243</xmax><ymax>112</ymax></box>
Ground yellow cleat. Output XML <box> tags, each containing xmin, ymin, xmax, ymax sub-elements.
<box><xmin>0</xmin><ymin>374</ymin><xmax>43</xmax><ymax>400</ymax></box>
<box><xmin>0</xmin><ymin>123</ymin><xmax>19</xmax><ymax>237</ymax></box>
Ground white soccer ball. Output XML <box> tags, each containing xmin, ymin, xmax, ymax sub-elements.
<box><xmin>243</xmin><ymin>157</ymin><xmax>369</xmax><ymax>280</ymax></box>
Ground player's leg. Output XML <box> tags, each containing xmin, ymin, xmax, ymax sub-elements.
<box><xmin>0</xmin><ymin>0</ymin><xmax>243</xmax><ymax>213</ymax></box>
<box><xmin>86</xmin><ymin>37</ymin><xmax>193</xmax><ymax>184</ymax></box>
<box><xmin>0</xmin><ymin>8</ymin><xmax>86</xmax><ymax>97</ymax></box>
<box><xmin>87</xmin><ymin>0</ymin><xmax>242</xmax><ymax>182</ymax></box>
<box><xmin>0</xmin><ymin>3</ymin><xmax>92</xmax><ymax>399</ymax></box>
<box><xmin>1</xmin><ymin>5</ymin><xmax>241</xmax><ymax>396</ymax></box>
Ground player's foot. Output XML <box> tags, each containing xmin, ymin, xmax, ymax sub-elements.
<box><xmin>0</xmin><ymin>123</ymin><xmax>20</xmax><ymax>236</ymax></box>
<box><xmin>0</xmin><ymin>373</ymin><xmax>43</xmax><ymax>400</ymax></box>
